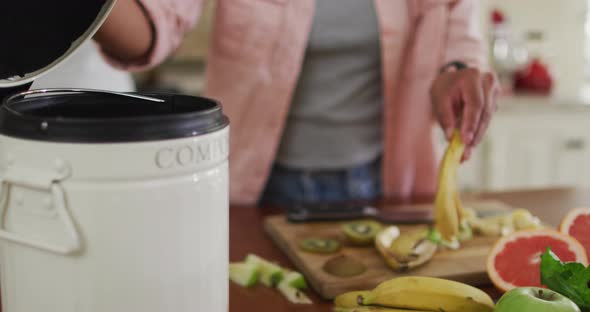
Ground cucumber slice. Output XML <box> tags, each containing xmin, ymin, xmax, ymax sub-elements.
<box><xmin>229</xmin><ymin>261</ymin><xmax>259</xmax><ymax>287</ymax></box>
<box><xmin>245</xmin><ymin>254</ymin><xmax>284</xmax><ymax>287</ymax></box>
<box><xmin>277</xmin><ymin>279</ymin><xmax>312</xmax><ymax>304</ymax></box>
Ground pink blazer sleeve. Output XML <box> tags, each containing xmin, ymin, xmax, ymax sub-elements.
<box><xmin>102</xmin><ymin>0</ymin><xmax>204</xmax><ymax>71</ymax></box>
<box><xmin>443</xmin><ymin>0</ymin><xmax>489</xmax><ymax>70</ymax></box>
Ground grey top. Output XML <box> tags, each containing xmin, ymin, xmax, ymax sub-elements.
<box><xmin>276</xmin><ymin>0</ymin><xmax>384</xmax><ymax>169</ymax></box>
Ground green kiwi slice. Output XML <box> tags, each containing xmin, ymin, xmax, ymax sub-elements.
<box><xmin>298</xmin><ymin>238</ymin><xmax>341</xmax><ymax>254</ymax></box>
<box><xmin>342</xmin><ymin>220</ymin><xmax>382</xmax><ymax>245</ymax></box>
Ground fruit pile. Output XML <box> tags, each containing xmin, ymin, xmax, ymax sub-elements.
<box><xmin>486</xmin><ymin>229</ymin><xmax>588</xmax><ymax>292</ymax></box>
<box><xmin>333</xmin><ymin>276</ymin><xmax>495</xmax><ymax>312</ymax></box>
<box><xmin>229</xmin><ymin>254</ymin><xmax>312</xmax><ymax>304</ymax></box>
<box><xmin>484</xmin><ymin>207</ymin><xmax>590</xmax><ymax>312</ymax></box>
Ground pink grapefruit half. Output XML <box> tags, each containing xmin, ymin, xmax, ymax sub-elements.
<box><xmin>560</xmin><ymin>207</ymin><xmax>590</xmax><ymax>259</ymax></box>
<box><xmin>486</xmin><ymin>229</ymin><xmax>588</xmax><ymax>292</ymax></box>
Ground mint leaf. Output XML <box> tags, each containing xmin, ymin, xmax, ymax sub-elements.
<box><xmin>540</xmin><ymin>247</ymin><xmax>590</xmax><ymax>312</ymax></box>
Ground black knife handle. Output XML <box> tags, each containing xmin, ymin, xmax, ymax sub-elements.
<box><xmin>285</xmin><ymin>202</ymin><xmax>377</xmax><ymax>223</ymax></box>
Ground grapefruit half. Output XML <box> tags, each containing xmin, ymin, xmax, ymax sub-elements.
<box><xmin>486</xmin><ymin>229</ymin><xmax>588</xmax><ymax>292</ymax></box>
<box><xmin>560</xmin><ymin>208</ymin><xmax>590</xmax><ymax>259</ymax></box>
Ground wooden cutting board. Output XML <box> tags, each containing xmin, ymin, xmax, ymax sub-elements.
<box><xmin>264</xmin><ymin>200</ymin><xmax>512</xmax><ymax>299</ymax></box>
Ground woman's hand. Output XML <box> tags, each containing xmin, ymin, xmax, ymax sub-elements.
<box><xmin>430</xmin><ymin>68</ymin><xmax>500</xmax><ymax>161</ymax></box>
<box><xmin>94</xmin><ymin>0</ymin><xmax>154</xmax><ymax>63</ymax></box>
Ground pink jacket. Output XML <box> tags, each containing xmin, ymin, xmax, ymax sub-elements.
<box><xmin>109</xmin><ymin>0</ymin><xmax>487</xmax><ymax>206</ymax></box>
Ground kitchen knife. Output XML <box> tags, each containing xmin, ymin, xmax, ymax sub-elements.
<box><xmin>285</xmin><ymin>200</ymin><xmax>510</xmax><ymax>224</ymax></box>
<box><xmin>285</xmin><ymin>201</ymin><xmax>434</xmax><ymax>224</ymax></box>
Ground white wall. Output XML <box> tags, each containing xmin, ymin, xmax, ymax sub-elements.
<box><xmin>478</xmin><ymin>0</ymin><xmax>587</xmax><ymax>101</ymax></box>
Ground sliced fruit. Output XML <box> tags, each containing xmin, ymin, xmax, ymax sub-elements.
<box><xmin>457</xmin><ymin>220</ymin><xmax>473</xmax><ymax>241</ymax></box>
<box><xmin>229</xmin><ymin>261</ymin><xmax>260</xmax><ymax>287</ymax></box>
<box><xmin>376</xmin><ymin>226</ymin><xmax>400</xmax><ymax>248</ymax></box>
<box><xmin>277</xmin><ymin>279</ymin><xmax>312</xmax><ymax>304</ymax></box>
<box><xmin>470</xmin><ymin>213</ymin><xmax>515</xmax><ymax>237</ymax></box>
<box><xmin>323</xmin><ymin>255</ymin><xmax>367</xmax><ymax>277</ymax></box>
<box><xmin>468</xmin><ymin>209</ymin><xmax>544</xmax><ymax>238</ymax></box>
<box><xmin>427</xmin><ymin>227</ymin><xmax>460</xmax><ymax>250</ymax></box>
<box><xmin>376</xmin><ymin>226</ymin><xmax>437</xmax><ymax>272</ymax></box>
<box><xmin>342</xmin><ymin>220</ymin><xmax>382</xmax><ymax>245</ymax></box>
<box><xmin>462</xmin><ymin>206</ymin><xmax>478</xmax><ymax>221</ymax></box>
<box><xmin>334</xmin><ymin>290</ymin><xmax>371</xmax><ymax>308</ymax></box>
<box><xmin>245</xmin><ymin>254</ymin><xmax>284</xmax><ymax>287</ymax></box>
<box><xmin>486</xmin><ymin>229</ymin><xmax>588</xmax><ymax>292</ymax></box>
<box><xmin>511</xmin><ymin>208</ymin><xmax>543</xmax><ymax>230</ymax></box>
<box><xmin>358</xmin><ymin>276</ymin><xmax>494</xmax><ymax>312</ymax></box>
<box><xmin>560</xmin><ymin>207</ymin><xmax>590</xmax><ymax>259</ymax></box>
<box><xmin>469</xmin><ymin>217</ymin><xmax>502</xmax><ymax>237</ymax></box>
<box><xmin>299</xmin><ymin>238</ymin><xmax>341</xmax><ymax>254</ymax></box>
<box><xmin>434</xmin><ymin>130</ymin><xmax>465</xmax><ymax>242</ymax></box>
<box><xmin>283</xmin><ymin>271</ymin><xmax>307</xmax><ymax>290</ymax></box>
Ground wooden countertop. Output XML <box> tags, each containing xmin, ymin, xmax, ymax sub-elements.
<box><xmin>229</xmin><ymin>188</ymin><xmax>590</xmax><ymax>312</ymax></box>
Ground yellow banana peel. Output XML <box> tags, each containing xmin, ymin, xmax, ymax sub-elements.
<box><xmin>434</xmin><ymin>130</ymin><xmax>465</xmax><ymax>242</ymax></box>
<box><xmin>358</xmin><ymin>276</ymin><xmax>494</xmax><ymax>312</ymax></box>
<box><xmin>334</xmin><ymin>291</ymin><xmax>371</xmax><ymax>308</ymax></box>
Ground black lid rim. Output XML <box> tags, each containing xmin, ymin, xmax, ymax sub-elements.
<box><xmin>0</xmin><ymin>121</ymin><xmax>230</xmax><ymax>144</ymax></box>
<box><xmin>0</xmin><ymin>92</ymin><xmax>230</xmax><ymax>143</ymax></box>
<box><xmin>2</xmin><ymin>102</ymin><xmax>224</xmax><ymax>125</ymax></box>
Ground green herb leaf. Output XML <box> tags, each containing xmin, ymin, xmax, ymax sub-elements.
<box><xmin>540</xmin><ymin>247</ymin><xmax>590</xmax><ymax>312</ymax></box>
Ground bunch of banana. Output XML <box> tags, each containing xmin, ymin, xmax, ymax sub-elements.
<box><xmin>434</xmin><ymin>130</ymin><xmax>466</xmax><ymax>243</ymax></box>
<box><xmin>333</xmin><ymin>276</ymin><xmax>494</xmax><ymax>312</ymax></box>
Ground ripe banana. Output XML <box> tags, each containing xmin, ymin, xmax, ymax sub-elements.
<box><xmin>358</xmin><ymin>276</ymin><xmax>494</xmax><ymax>312</ymax></box>
<box><xmin>334</xmin><ymin>290</ymin><xmax>430</xmax><ymax>312</ymax></box>
<box><xmin>334</xmin><ymin>307</ymin><xmax>429</xmax><ymax>312</ymax></box>
<box><xmin>434</xmin><ymin>130</ymin><xmax>466</xmax><ymax>242</ymax></box>
<box><xmin>334</xmin><ymin>291</ymin><xmax>371</xmax><ymax>308</ymax></box>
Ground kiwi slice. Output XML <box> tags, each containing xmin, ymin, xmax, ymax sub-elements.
<box><xmin>323</xmin><ymin>255</ymin><xmax>367</xmax><ymax>277</ymax></box>
<box><xmin>298</xmin><ymin>238</ymin><xmax>341</xmax><ymax>254</ymax></box>
<box><xmin>342</xmin><ymin>220</ymin><xmax>382</xmax><ymax>245</ymax></box>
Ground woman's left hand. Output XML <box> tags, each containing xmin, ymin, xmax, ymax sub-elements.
<box><xmin>430</xmin><ymin>68</ymin><xmax>500</xmax><ymax>162</ymax></box>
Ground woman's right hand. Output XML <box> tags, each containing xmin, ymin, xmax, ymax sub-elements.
<box><xmin>430</xmin><ymin>68</ymin><xmax>500</xmax><ymax>162</ymax></box>
<box><xmin>94</xmin><ymin>0</ymin><xmax>154</xmax><ymax>63</ymax></box>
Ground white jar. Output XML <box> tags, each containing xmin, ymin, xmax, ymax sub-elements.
<box><xmin>0</xmin><ymin>90</ymin><xmax>229</xmax><ymax>312</ymax></box>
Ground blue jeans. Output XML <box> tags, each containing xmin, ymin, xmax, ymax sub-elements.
<box><xmin>259</xmin><ymin>157</ymin><xmax>382</xmax><ymax>207</ymax></box>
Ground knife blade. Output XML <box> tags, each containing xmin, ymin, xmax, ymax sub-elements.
<box><xmin>284</xmin><ymin>200</ymin><xmax>510</xmax><ymax>224</ymax></box>
<box><xmin>285</xmin><ymin>201</ymin><xmax>434</xmax><ymax>224</ymax></box>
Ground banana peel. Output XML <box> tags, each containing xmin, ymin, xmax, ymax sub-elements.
<box><xmin>434</xmin><ymin>130</ymin><xmax>465</xmax><ymax>242</ymax></box>
<box><xmin>333</xmin><ymin>290</ymin><xmax>430</xmax><ymax>312</ymax></box>
<box><xmin>334</xmin><ymin>291</ymin><xmax>371</xmax><ymax>308</ymax></box>
<box><xmin>375</xmin><ymin>226</ymin><xmax>437</xmax><ymax>272</ymax></box>
<box><xmin>357</xmin><ymin>276</ymin><xmax>494</xmax><ymax>312</ymax></box>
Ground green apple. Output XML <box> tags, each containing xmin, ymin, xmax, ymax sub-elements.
<box><xmin>229</xmin><ymin>261</ymin><xmax>259</xmax><ymax>287</ymax></box>
<box><xmin>283</xmin><ymin>271</ymin><xmax>307</xmax><ymax>290</ymax></box>
<box><xmin>245</xmin><ymin>254</ymin><xmax>284</xmax><ymax>287</ymax></box>
<box><xmin>277</xmin><ymin>279</ymin><xmax>312</xmax><ymax>304</ymax></box>
<box><xmin>495</xmin><ymin>287</ymin><xmax>580</xmax><ymax>312</ymax></box>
